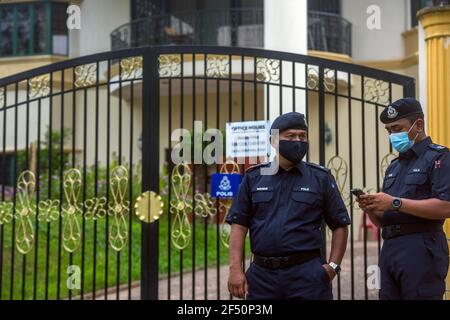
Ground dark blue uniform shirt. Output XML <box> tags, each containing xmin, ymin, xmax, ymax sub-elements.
<box><xmin>381</xmin><ymin>137</ymin><xmax>450</xmax><ymax>227</ymax></box>
<box><xmin>226</xmin><ymin>161</ymin><xmax>351</xmax><ymax>256</ymax></box>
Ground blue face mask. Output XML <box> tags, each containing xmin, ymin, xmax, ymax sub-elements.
<box><xmin>389</xmin><ymin>121</ymin><xmax>419</xmax><ymax>153</ymax></box>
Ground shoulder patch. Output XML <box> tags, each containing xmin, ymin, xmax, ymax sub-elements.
<box><xmin>306</xmin><ymin>162</ymin><xmax>330</xmax><ymax>173</ymax></box>
<box><xmin>428</xmin><ymin>144</ymin><xmax>449</xmax><ymax>153</ymax></box>
<box><xmin>245</xmin><ymin>163</ymin><xmax>270</xmax><ymax>173</ymax></box>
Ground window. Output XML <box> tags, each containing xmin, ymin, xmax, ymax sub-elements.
<box><xmin>0</xmin><ymin>1</ymin><xmax>68</xmax><ymax>58</ymax></box>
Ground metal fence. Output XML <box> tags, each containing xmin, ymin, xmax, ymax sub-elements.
<box><xmin>0</xmin><ymin>45</ymin><xmax>416</xmax><ymax>300</ymax></box>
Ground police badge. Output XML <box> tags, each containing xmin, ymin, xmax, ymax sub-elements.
<box><xmin>387</xmin><ymin>105</ymin><xmax>398</xmax><ymax>119</ymax></box>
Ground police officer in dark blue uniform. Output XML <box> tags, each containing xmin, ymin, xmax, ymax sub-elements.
<box><xmin>226</xmin><ymin>112</ymin><xmax>351</xmax><ymax>300</ymax></box>
<box><xmin>357</xmin><ymin>98</ymin><xmax>450</xmax><ymax>300</ymax></box>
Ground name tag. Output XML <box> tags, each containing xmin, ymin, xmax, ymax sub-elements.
<box><xmin>300</xmin><ymin>187</ymin><xmax>310</xmax><ymax>192</ymax></box>
<box><xmin>257</xmin><ymin>187</ymin><xmax>268</xmax><ymax>191</ymax></box>
<box><xmin>412</xmin><ymin>168</ymin><xmax>421</xmax><ymax>173</ymax></box>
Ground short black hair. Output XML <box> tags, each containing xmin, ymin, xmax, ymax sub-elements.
<box><xmin>405</xmin><ymin>113</ymin><xmax>424</xmax><ymax>125</ymax></box>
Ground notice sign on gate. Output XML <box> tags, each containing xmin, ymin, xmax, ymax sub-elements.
<box><xmin>226</xmin><ymin>121</ymin><xmax>271</xmax><ymax>158</ymax></box>
<box><xmin>211</xmin><ymin>174</ymin><xmax>242</xmax><ymax>199</ymax></box>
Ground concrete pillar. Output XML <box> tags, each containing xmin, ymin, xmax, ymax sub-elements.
<box><xmin>418</xmin><ymin>4</ymin><xmax>450</xmax><ymax>300</ymax></box>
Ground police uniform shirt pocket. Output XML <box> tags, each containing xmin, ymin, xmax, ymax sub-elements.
<box><xmin>383</xmin><ymin>172</ymin><xmax>397</xmax><ymax>191</ymax></box>
<box><xmin>250</xmin><ymin>186</ymin><xmax>274</xmax><ymax>219</ymax></box>
<box><xmin>291</xmin><ymin>186</ymin><xmax>317</xmax><ymax>205</ymax></box>
<box><xmin>405</xmin><ymin>170</ymin><xmax>428</xmax><ymax>185</ymax></box>
<box><xmin>404</xmin><ymin>169</ymin><xmax>429</xmax><ymax>198</ymax></box>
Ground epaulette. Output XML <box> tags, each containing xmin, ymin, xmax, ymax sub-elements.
<box><xmin>428</xmin><ymin>144</ymin><xmax>449</xmax><ymax>153</ymax></box>
<box><xmin>306</xmin><ymin>162</ymin><xmax>330</xmax><ymax>173</ymax></box>
<box><xmin>245</xmin><ymin>163</ymin><xmax>270</xmax><ymax>173</ymax></box>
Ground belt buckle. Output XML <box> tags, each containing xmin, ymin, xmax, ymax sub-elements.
<box><xmin>271</xmin><ymin>258</ymin><xmax>281</xmax><ymax>269</ymax></box>
<box><xmin>394</xmin><ymin>225</ymin><xmax>401</xmax><ymax>236</ymax></box>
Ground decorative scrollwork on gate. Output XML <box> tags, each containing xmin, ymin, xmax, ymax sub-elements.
<box><xmin>15</xmin><ymin>171</ymin><xmax>36</xmax><ymax>255</ymax></box>
<box><xmin>0</xmin><ymin>202</ymin><xmax>13</xmax><ymax>226</ymax></box>
<box><xmin>219</xmin><ymin>160</ymin><xmax>241</xmax><ymax>248</ymax></box>
<box><xmin>307</xmin><ymin>67</ymin><xmax>336</xmax><ymax>92</ymax></box>
<box><xmin>170</xmin><ymin>163</ymin><xmax>192</xmax><ymax>251</ymax></box>
<box><xmin>327</xmin><ymin>155</ymin><xmax>350</xmax><ymax>207</ymax></box>
<box><xmin>108</xmin><ymin>166</ymin><xmax>130</xmax><ymax>252</ymax></box>
<box><xmin>74</xmin><ymin>63</ymin><xmax>97</xmax><ymax>88</ymax></box>
<box><xmin>206</xmin><ymin>55</ymin><xmax>230</xmax><ymax>78</ymax></box>
<box><xmin>307</xmin><ymin>67</ymin><xmax>319</xmax><ymax>90</ymax></box>
<box><xmin>380</xmin><ymin>152</ymin><xmax>397</xmax><ymax>182</ymax></box>
<box><xmin>85</xmin><ymin>197</ymin><xmax>108</xmax><ymax>221</ymax></box>
<box><xmin>37</xmin><ymin>200</ymin><xmax>60</xmax><ymax>223</ymax></box>
<box><xmin>256</xmin><ymin>58</ymin><xmax>280</xmax><ymax>83</ymax></box>
<box><xmin>194</xmin><ymin>193</ymin><xmax>217</xmax><ymax>219</ymax></box>
<box><xmin>62</xmin><ymin>169</ymin><xmax>83</xmax><ymax>253</ymax></box>
<box><xmin>29</xmin><ymin>74</ymin><xmax>50</xmax><ymax>98</ymax></box>
<box><xmin>324</xmin><ymin>68</ymin><xmax>336</xmax><ymax>92</ymax></box>
<box><xmin>364</xmin><ymin>78</ymin><xmax>390</xmax><ymax>105</ymax></box>
<box><xmin>120</xmin><ymin>56</ymin><xmax>143</xmax><ymax>80</ymax></box>
<box><xmin>159</xmin><ymin>54</ymin><xmax>182</xmax><ymax>77</ymax></box>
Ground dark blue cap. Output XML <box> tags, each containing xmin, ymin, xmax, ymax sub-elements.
<box><xmin>270</xmin><ymin>112</ymin><xmax>308</xmax><ymax>133</ymax></box>
<box><xmin>380</xmin><ymin>98</ymin><xmax>424</xmax><ymax>124</ymax></box>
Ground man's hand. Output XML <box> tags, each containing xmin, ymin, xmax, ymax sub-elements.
<box><xmin>322</xmin><ymin>264</ymin><xmax>336</xmax><ymax>281</ymax></box>
<box><xmin>359</xmin><ymin>192</ymin><xmax>394</xmax><ymax>213</ymax></box>
<box><xmin>228</xmin><ymin>268</ymin><xmax>248</xmax><ymax>299</ymax></box>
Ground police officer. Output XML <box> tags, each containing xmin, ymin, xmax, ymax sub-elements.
<box><xmin>226</xmin><ymin>112</ymin><xmax>351</xmax><ymax>300</ymax></box>
<box><xmin>357</xmin><ymin>98</ymin><xmax>450</xmax><ymax>300</ymax></box>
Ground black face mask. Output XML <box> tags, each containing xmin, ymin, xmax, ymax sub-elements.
<box><xmin>278</xmin><ymin>140</ymin><xmax>309</xmax><ymax>165</ymax></box>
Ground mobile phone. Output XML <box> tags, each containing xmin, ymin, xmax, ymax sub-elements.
<box><xmin>350</xmin><ymin>188</ymin><xmax>366</xmax><ymax>198</ymax></box>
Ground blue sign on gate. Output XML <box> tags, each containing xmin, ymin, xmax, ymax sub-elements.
<box><xmin>210</xmin><ymin>174</ymin><xmax>242</xmax><ymax>199</ymax></box>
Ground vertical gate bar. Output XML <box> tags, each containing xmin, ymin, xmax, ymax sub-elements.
<box><xmin>128</xmin><ymin>79</ymin><xmax>135</xmax><ymax>300</ymax></box>
<box><xmin>0</xmin><ymin>87</ymin><xmax>6</xmax><ymax>300</ymax></box>
<box><xmin>305</xmin><ymin>65</ymin><xmax>310</xmax><ymax>163</ymax></box>
<box><xmin>375</xmin><ymin>100</ymin><xmax>381</xmax><ymax>261</ymax></box>
<box><xmin>347</xmin><ymin>73</ymin><xmax>355</xmax><ymax>300</ymax></box>
<box><xmin>204</xmin><ymin>59</ymin><xmax>209</xmax><ymax>301</ymax></box>
<box><xmin>212</xmin><ymin>77</ymin><xmax>221</xmax><ymax>300</ymax></box>
<box><xmin>228</xmin><ymin>55</ymin><xmax>233</xmax><ymax>301</ymax></box>
<box><xmin>36</xmin><ymin>98</ymin><xmax>42</xmax><ymax>299</ymax></box>
<box><xmin>81</xmin><ymin>86</ymin><xmax>88</xmax><ymax>300</ymax></box>
<box><xmin>179</xmin><ymin>54</ymin><xmax>184</xmax><ymax>301</ymax></box>
<box><xmin>45</xmin><ymin>73</ymin><xmax>54</xmax><ymax>300</ymax></box>
<box><xmin>68</xmin><ymin>67</ymin><xmax>76</xmax><ymax>301</ymax></box>
<box><xmin>403</xmin><ymin>80</ymin><xmax>416</xmax><ymax>98</ymax></box>
<box><xmin>10</xmin><ymin>82</ymin><xmax>19</xmax><ymax>300</ymax></box>
<box><xmin>361</xmin><ymin>76</ymin><xmax>368</xmax><ymax>300</ymax></box>
<box><xmin>333</xmin><ymin>68</ymin><xmax>342</xmax><ymax>300</ymax></box>
<box><xmin>318</xmin><ymin>66</ymin><xmax>327</xmax><ymax>261</ymax></box>
<box><xmin>202</xmin><ymin>54</ymin><xmax>208</xmax><ymax>301</ymax></box>
<box><xmin>92</xmin><ymin>62</ymin><xmax>100</xmax><ymax>300</ymax></box>
<box><xmin>141</xmin><ymin>48</ymin><xmax>160</xmax><ymax>300</ymax></box>
<box><xmin>279</xmin><ymin>60</ymin><xmax>282</xmax><ymax>115</ymax></box>
<box><xmin>167</xmin><ymin>77</ymin><xmax>172</xmax><ymax>300</ymax></box>
<box><xmin>292</xmin><ymin>62</ymin><xmax>296</xmax><ymax>112</ymax></box>
<box><xmin>104</xmin><ymin>59</ymin><xmax>111</xmax><ymax>300</ymax></box>
<box><xmin>57</xmin><ymin>69</ymin><xmax>65</xmax><ymax>300</ymax></box>
<box><xmin>240</xmin><ymin>56</ymin><xmax>246</xmax><ymax>273</ymax></box>
<box><xmin>117</xmin><ymin>59</ymin><xmax>123</xmax><ymax>301</ymax></box>
<box><xmin>190</xmin><ymin>53</ymin><xmax>196</xmax><ymax>301</ymax></box>
<box><xmin>22</xmin><ymin>79</ymin><xmax>30</xmax><ymax>300</ymax></box>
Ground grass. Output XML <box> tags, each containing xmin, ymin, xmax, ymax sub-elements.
<box><xmin>0</xmin><ymin>213</ymin><xmax>250</xmax><ymax>300</ymax></box>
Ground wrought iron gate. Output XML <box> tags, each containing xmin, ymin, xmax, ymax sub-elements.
<box><xmin>0</xmin><ymin>46</ymin><xmax>415</xmax><ymax>300</ymax></box>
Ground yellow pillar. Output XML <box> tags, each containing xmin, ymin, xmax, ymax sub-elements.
<box><xmin>418</xmin><ymin>5</ymin><xmax>450</xmax><ymax>300</ymax></box>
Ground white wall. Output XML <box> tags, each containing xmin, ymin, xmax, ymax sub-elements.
<box><xmin>69</xmin><ymin>0</ymin><xmax>130</xmax><ymax>57</ymax></box>
<box><xmin>264</xmin><ymin>0</ymin><xmax>308</xmax><ymax>123</ymax></box>
<box><xmin>341</xmin><ymin>0</ymin><xmax>409</xmax><ymax>61</ymax></box>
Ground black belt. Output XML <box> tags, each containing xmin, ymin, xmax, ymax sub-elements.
<box><xmin>382</xmin><ymin>223</ymin><xmax>443</xmax><ymax>240</ymax></box>
<box><xmin>253</xmin><ymin>250</ymin><xmax>320</xmax><ymax>270</ymax></box>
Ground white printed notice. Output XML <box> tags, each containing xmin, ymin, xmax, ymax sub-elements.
<box><xmin>226</xmin><ymin>120</ymin><xmax>271</xmax><ymax>158</ymax></box>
